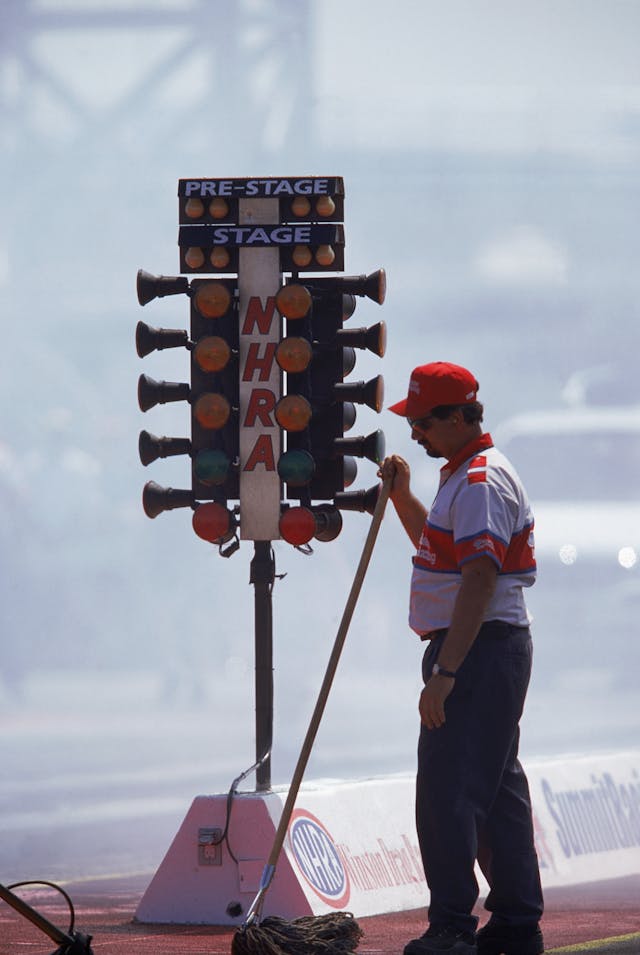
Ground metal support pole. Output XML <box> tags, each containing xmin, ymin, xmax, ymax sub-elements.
<box><xmin>250</xmin><ymin>541</ymin><xmax>275</xmax><ymax>791</ymax></box>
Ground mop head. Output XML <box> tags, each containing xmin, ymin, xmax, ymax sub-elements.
<box><xmin>232</xmin><ymin>911</ymin><xmax>363</xmax><ymax>955</ymax></box>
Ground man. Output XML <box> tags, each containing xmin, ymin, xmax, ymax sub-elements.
<box><xmin>380</xmin><ymin>362</ymin><xmax>544</xmax><ymax>955</ymax></box>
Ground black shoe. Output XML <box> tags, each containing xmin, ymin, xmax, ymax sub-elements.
<box><xmin>476</xmin><ymin>921</ymin><xmax>544</xmax><ymax>955</ymax></box>
<box><xmin>404</xmin><ymin>925</ymin><xmax>477</xmax><ymax>955</ymax></box>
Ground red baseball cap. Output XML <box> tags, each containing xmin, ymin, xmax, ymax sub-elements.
<box><xmin>389</xmin><ymin>362</ymin><xmax>479</xmax><ymax>418</ymax></box>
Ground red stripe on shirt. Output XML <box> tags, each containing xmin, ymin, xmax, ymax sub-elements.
<box><xmin>467</xmin><ymin>454</ymin><xmax>488</xmax><ymax>484</ymax></box>
<box><xmin>502</xmin><ymin>522</ymin><xmax>537</xmax><ymax>574</ymax></box>
<box><xmin>413</xmin><ymin>522</ymin><xmax>458</xmax><ymax>572</ymax></box>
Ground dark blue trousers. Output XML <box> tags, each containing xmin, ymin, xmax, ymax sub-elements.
<box><xmin>416</xmin><ymin>621</ymin><xmax>544</xmax><ymax>935</ymax></box>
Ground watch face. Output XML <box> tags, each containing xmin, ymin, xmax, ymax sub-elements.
<box><xmin>433</xmin><ymin>663</ymin><xmax>454</xmax><ymax>677</ymax></box>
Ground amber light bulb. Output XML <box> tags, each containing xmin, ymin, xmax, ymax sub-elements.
<box><xmin>194</xmin><ymin>282</ymin><xmax>232</xmax><ymax>319</ymax></box>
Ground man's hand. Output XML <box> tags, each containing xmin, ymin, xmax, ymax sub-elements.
<box><xmin>379</xmin><ymin>454</ymin><xmax>411</xmax><ymax>499</ymax></box>
<box><xmin>378</xmin><ymin>455</ymin><xmax>427</xmax><ymax>548</ymax></box>
<box><xmin>419</xmin><ymin>675</ymin><xmax>455</xmax><ymax>729</ymax></box>
<box><xmin>418</xmin><ymin>557</ymin><xmax>498</xmax><ymax>729</ymax></box>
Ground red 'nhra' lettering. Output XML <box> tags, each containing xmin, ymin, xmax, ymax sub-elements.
<box><xmin>242</xmin><ymin>297</ymin><xmax>278</xmax><ymax>335</ymax></box>
<box><xmin>244</xmin><ymin>389</ymin><xmax>276</xmax><ymax>428</ymax></box>
<box><xmin>244</xmin><ymin>434</ymin><xmax>276</xmax><ymax>472</ymax></box>
<box><xmin>243</xmin><ymin>343</ymin><xmax>277</xmax><ymax>383</ymax></box>
<box><xmin>240</xmin><ymin>294</ymin><xmax>279</xmax><ymax>476</ymax></box>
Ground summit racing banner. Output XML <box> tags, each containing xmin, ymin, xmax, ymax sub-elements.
<box><xmin>178</xmin><ymin>223</ymin><xmax>343</xmax><ymax>248</ymax></box>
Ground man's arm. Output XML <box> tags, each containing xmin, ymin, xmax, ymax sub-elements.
<box><xmin>380</xmin><ymin>454</ymin><xmax>427</xmax><ymax>548</ymax></box>
<box><xmin>419</xmin><ymin>555</ymin><xmax>498</xmax><ymax>729</ymax></box>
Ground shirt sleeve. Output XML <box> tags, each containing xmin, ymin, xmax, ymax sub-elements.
<box><xmin>450</xmin><ymin>480</ymin><xmax>517</xmax><ymax>569</ymax></box>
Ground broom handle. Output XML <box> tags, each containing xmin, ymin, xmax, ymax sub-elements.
<box><xmin>266</xmin><ymin>476</ymin><xmax>392</xmax><ymax>873</ymax></box>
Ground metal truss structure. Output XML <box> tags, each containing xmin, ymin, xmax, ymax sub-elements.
<box><xmin>0</xmin><ymin>0</ymin><xmax>314</xmax><ymax>165</ymax></box>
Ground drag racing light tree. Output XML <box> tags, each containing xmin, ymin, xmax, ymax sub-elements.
<box><xmin>273</xmin><ymin>282</ymin><xmax>326</xmax><ymax>548</ymax></box>
<box><xmin>275</xmin><ymin>271</ymin><xmax>386</xmax><ymax>548</ymax></box>
<box><xmin>189</xmin><ymin>278</ymin><xmax>239</xmax><ymax>547</ymax></box>
<box><xmin>135</xmin><ymin>270</ymin><xmax>239</xmax><ymax>551</ymax></box>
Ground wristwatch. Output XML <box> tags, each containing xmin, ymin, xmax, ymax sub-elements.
<box><xmin>432</xmin><ymin>662</ymin><xmax>457</xmax><ymax>679</ymax></box>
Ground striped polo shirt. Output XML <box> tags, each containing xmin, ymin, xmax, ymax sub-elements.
<box><xmin>409</xmin><ymin>433</ymin><xmax>536</xmax><ymax>634</ymax></box>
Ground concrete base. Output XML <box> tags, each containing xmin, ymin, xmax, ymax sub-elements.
<box><xmin>135</xmin><ymin>775</ymin><xmax>424</xmax><ymax>924</ymax></box>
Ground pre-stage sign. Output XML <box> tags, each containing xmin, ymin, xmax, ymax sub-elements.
<box><xmin>179</xmin><ymin>177</ymin><xmax>344</xmax><ymax>198</ymax></box>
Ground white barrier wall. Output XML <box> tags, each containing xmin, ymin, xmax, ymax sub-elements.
<box><xmin>135</xmin><ymin>750</ymin><xmax>640</xmax><ymax>924</ymax></box>
<box><xmin>527</xmin><ymin>750</ymin><xmax>640</xmax><ymax>888</ymax></box>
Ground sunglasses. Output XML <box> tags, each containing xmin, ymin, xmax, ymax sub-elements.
<box><xmin>408</xmin><ymin>414</ymin><xmax>435</xmax><ymax>431</ymax></box>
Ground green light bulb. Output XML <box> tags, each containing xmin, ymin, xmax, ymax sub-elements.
<box><xmin>194</xmin><ymin>449</ymin><xmax>230</xmax><ymax>486</ymax></box>
<box><xmin>277</xmin><ymin>449</ymin><xmax>315</xmax><ymax>487</ymax></box>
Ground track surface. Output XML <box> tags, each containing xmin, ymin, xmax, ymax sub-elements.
<box><xmin>1</xmin><ymin>873</ymin><xmax>638</xmax><ymax>955</ymax></box>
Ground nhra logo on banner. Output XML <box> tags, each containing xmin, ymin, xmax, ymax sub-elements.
<box><xmin>288</xmin><ymin>809</ymin><xmax>351</xmax><ymax>908</ymax></box>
